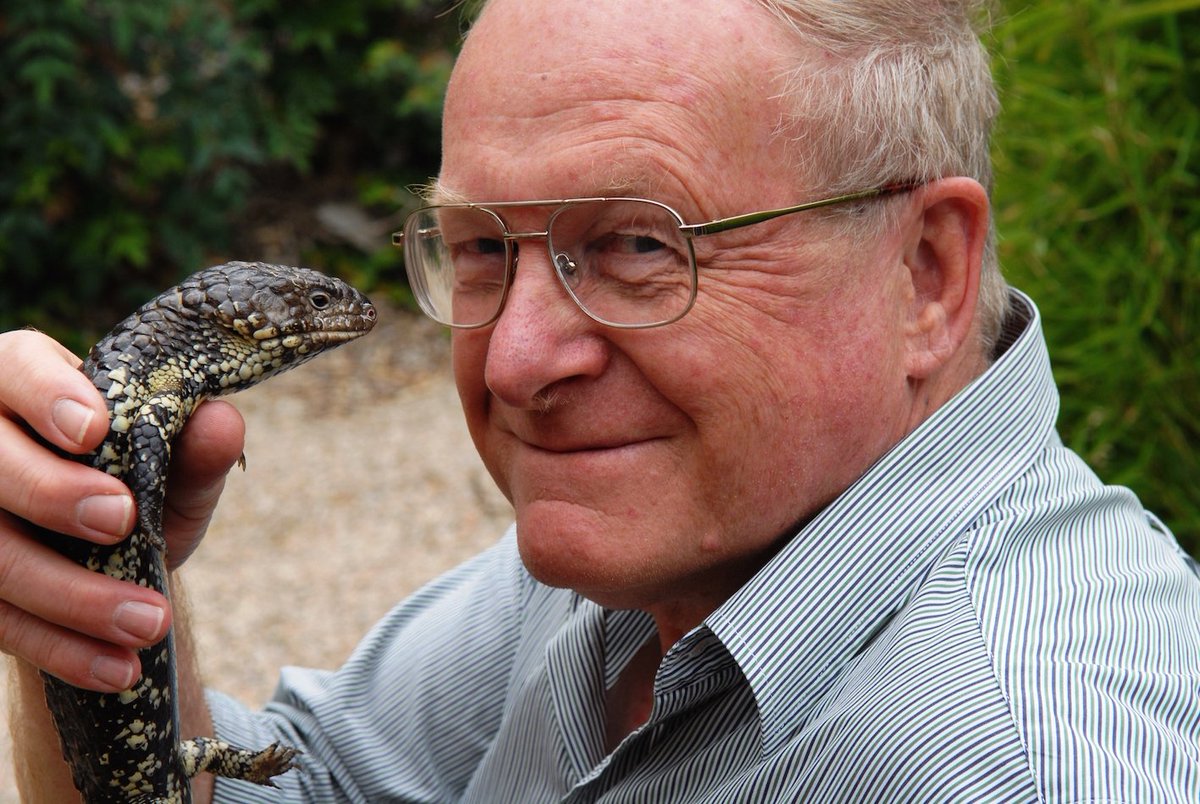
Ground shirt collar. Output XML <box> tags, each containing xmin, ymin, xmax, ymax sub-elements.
<box><xmin>703</xmin><ymin>289</ymin><xmax>1059</xmax><ymax>756</ymax></box>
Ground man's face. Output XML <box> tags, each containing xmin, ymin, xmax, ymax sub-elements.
<box><xmin>442</xmin><ymin>0</ymin><xmax>921</xmax><ymax>624</ymax></box>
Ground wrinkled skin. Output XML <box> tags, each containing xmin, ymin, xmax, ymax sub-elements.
<box><xmin>0</xmin><ymin>0</ymin><xmax>989</xmax><ymax>798</ymax></box>
<box><xmin>442</xmin><ymin>0</ymin><xmax>988</xmax><ymax>647</ymax></box>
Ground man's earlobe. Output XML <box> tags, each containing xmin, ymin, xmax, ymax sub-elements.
<box><xmin>903</xmin><ymin>178</ymin><xmax>990</xmax><ymax>379</ymax></box>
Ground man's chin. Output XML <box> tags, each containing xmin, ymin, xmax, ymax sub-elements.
<box><xmin>514</xmin><ymin>503</ymin><xmax>653</xmax><ymax>600</ymax></box>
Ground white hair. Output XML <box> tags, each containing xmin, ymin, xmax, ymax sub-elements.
<box><xmin>461</xmin><ymin>0</ymin><xmax>1009</xmax><ymax>353</ymax></box>
<box><xmin>757</xmin><ymin>0</ymin><xmax>1009</xmax><ymax>353</ymax></box>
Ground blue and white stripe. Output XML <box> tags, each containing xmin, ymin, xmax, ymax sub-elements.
<box><xmin>209</xmin><ymin>289</ymin><xmax>1200</xmax><ymax>802</ymax></box>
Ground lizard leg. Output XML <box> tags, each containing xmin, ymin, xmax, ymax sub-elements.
<box><xmin>128</xmin><ymin>390</ymin><xmax>196</xmax><ymax>554</ymax></box>
<box><xmin>179</xmin><ymin>737</ymin><xmax>301</xmax><ymax>787</ymax></box>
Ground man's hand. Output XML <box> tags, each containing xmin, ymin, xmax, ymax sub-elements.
<box><xmin>0</xmin><ymin>329</ymin><xmax>245</xmax><ymax>691</ymax></box>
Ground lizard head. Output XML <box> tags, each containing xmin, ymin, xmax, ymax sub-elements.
<box><xmin>173</xmin><ymin>261</ymin><xmax>378</xmax><ymax>393</ymax></box>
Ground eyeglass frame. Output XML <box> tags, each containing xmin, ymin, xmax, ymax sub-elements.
<box><xmin>391</xmin><ymin>181</ymin><xmax>921</xmax><ymax>330</ymax></box>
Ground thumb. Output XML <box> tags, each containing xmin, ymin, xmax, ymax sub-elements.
<box><xmin>161</xmin><ymin>400</ymin><xmax>246</xmax><ymax>569</ymax></box>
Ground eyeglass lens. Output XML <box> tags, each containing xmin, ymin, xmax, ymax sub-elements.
<box><xmin>403</xmin><ymin>199</ymin><xmax>697</xmax><ymax>328</ymax></box>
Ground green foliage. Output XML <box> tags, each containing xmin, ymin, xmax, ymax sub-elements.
<box><xmin>0</xmin><ymin>0</ymin><xmax>462</xmax><ymax>347</ymax></box>
<box><xmin>992</xmin><ymin>1</ymin><xmax>1200</xmax><ymax>551</ymax></box>
<box><xmin>2</xmin><ymin>0</ymin><xmax>268</xmax><ymax>336</ymax></box>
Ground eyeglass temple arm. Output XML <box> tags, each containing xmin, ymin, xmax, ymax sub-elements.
<box><xmin>679</xmin><ymin>182</ymin><xmax>921</xmax><ymax>238</ymax></box>
<box><xmin>389</xmin><ymin>183</ymin><xmax>922</xmax><ymax>245</ymax></box>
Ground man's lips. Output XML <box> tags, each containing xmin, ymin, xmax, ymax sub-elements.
<box><xmin>512</xmin><ymin>434</ymin><xmax>663</xmax><ymax>454</ymax></box>
<box><xmin>490</xmin><ymin>401</ymin><xmax>680</xmax><ymax>457</ymax></box>
<box><xmin>493</xmin><ymin>414</ymin><xmax>668</xmax><ymax>454</ymax></box>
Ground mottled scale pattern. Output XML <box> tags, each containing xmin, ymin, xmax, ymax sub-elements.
<box><xmin>37</xmin><ymin>262</ymin><xmax>377</xmax><ymax>803</ymax></box>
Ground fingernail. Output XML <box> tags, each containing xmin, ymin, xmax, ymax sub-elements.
<box><xmin>115</xmin><ymin>600</ymin><xmax>166</xmax><ymax>641</ymax></box>
<box><xmin>52</xmin><ymin>398</ymin><xmax>95</xmax><ymax>446</ymax></box>
<box><xmin>91</xmin><ymin>656</ymin><xmax>135</xmax><ymax>691</ymax></box>
<box><xmin>77</xmin><ymin>494</ymin><xmax>134</xmax><ymax>538</ymax></box>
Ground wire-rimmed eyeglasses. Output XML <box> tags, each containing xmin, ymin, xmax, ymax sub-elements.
<box><xmin>391</xmin><ymin>182</ymin><xmax>918</xmax><ymax>329</ymax></box>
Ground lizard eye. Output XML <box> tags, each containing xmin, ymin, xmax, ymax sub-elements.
<box><xmin>308</xmin><ymin>290</ymin><xmax>331</xmax><ymax>310</ymax></box>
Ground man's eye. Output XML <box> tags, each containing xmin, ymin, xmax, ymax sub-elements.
<box><xmin>599</xmin><ymin>233</ymin><xmax>671</xmax><ymax>255</ymax></box>
<box><xmin>624</xmin><ymin>235</ymin><xmax>668</xmax><ymax>254</ymax></box>
<box><xmin>461</xmin><ymin>237</ymin><xmax>505</xmax><ymax>255</ymax></box>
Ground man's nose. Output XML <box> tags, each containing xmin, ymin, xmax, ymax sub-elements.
<box><xmin>483</xmin><ymin>243</ymin><xmax>610</xmax><ymax>410</ymax></box>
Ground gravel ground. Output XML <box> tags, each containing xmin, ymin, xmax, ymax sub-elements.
<box><xmin>1</xmin><ymin>307</ymin><xmax>514</xmax><ymax>802</ymax></box>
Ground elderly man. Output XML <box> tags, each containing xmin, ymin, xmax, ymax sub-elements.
<box><xmin>5</xmin><ymin>0</ymin><xmax>1199</xmax><ymax>801</ymax></box>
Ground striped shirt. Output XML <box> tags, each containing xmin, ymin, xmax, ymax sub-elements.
<box><xmin>209</xmin><ymin>289</ymin><xmax>1200</xmax><ymax>802</ymax></box>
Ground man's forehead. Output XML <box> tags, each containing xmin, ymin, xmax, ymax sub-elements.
<box><xmin>441</xmin><ymin>0</ymin><xmax>802</xmax><ymax>208</ymax></box>
<box><xmin>425</xmin><ymin>172</ymin><xmax>678</xmax><ymax>206</ymax></box>
<box><xmin>457</xmin><ymin>0</ymin><xmax>789</xmax><ymax>101</ymax></box>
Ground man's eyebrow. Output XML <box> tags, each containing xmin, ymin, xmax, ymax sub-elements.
<box><xmin>417</xmin><ymin>174</ymin><xmax>678</xmax><ymax>208</ymax></box>
<box><xmin>585</xmin><ymin>169</ymin><xmax>669</xmax><ymax>199</ymax></box>
<box><xmin>417</xmin><ymin>180</ymin><xmax>468</xmax><ymax>205</ymax></box>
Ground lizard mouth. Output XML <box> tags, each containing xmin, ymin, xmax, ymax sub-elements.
<box><xmin>312</xmin><ymin>329</ymin><xmax>372</xmax><ymax>345</ymax></box>
<box><xmin>314</xmin><ymin>304</ymin><xmax>378</xmax><ymax>341</ymax></box>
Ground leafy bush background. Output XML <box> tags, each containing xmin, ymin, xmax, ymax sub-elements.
<box><xmin>0</xmin><ymin>1</ymin><xmax>1196</xmax><ymax>554</ymax></box>
<box><xmin>992</xmin><ymin>1</ymin><xmax>1199</xmax><ymax>552</ymax></box>
<box><xmin>0</xmin><ymin>0</ymin><xmax>458</xmax><ymax>338</ymax></box>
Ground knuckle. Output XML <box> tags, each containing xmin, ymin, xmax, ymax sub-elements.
<box><xmin>0</xmin><ymin>518</ymin><xmax>33</xmax><ymax>600</ymax></box>
<box><xmin>59</xmin><ymin>570</ymin><xmax>132</xmax><ymax>646</ymax></box>
<box><xmin>0</xmin><ymin>330</ymin><xmax>97</xmax><ymax>444</ymax></box>
<box><xmin>0</xmin><ymin>599</ymin><xmax>57</xmax><ymax>674</ymax></box>
<box><xmin>0</xmin><ymin>597</ymin><xmax>25</xmax><ymax>655</ymax></box>
<box><xmin>39</xmin><ymin>633</ymin><xmax>90</xmax><ymax>687</ymax></box>
<box><xmin>0</xmin><ymin>519</ymin><xmax>103</xmax><ymax>642</ymax></box>
<box><xmin>7</xmin><ymin>457</ymin><xmax>82</xmax><ymax>537</ymax></box>
<box><xmin>0</xmin><ymin>436</ymin><xmax>123</xmax><ymax>537</ymax></box>
<box><xmin>0</xmin><ymin>590</ymin><xmax>132</xmax><ymax>690</ymax></box>
<box><xmin>1</xmin><ymin>328</ymin><xmax>79</xmax><ymax>366</ymax></box>
<box><xmin>0</xmin><ymin>328</ymin><xmax>44</xmax><ymax>362</ymax></box>
<box><xmin>2</xmin><ymin>331</ymin><xmax>73</xmax><ymax>395</ymax></box>
<box><xmin>11</xmin><ymin>458</ymin><xmax>60</xmax><ymax>525</ymax></box>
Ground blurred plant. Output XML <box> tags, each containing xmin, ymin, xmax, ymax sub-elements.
<box><xmin>0</xmin><ymin>0</ymin><xmax>462</xmax><ymax>347</ymax></box>
<box><xmin>233</xmin><ymin>0</ymin><xmax>459</xmax><ymax>299</ymax></box>
<box><xmin>991</xmin><ymin>1</ymin><xmax>1200</xmax><ymax>551</ymax></box>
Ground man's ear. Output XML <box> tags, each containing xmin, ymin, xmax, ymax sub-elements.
<box><xmin>902</xmin><ymin>177</ymin><xmax>990</xmax><ymax>379</ymax></box>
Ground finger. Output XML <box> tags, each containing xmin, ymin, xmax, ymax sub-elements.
<box><xmin>0</xmin><ymin>513</ymin><xmax>171</xmax><ymax>647</ymax></box>
<box><xmin>162</xmin><ymin>400</ymin><xmax>247</xmax><ymax>569</ymax></box>
<box><xmin>0</xmin><ymin>330</ymin><xmax>130</xmax><ymax>542</ymax></box>
<box><xmin>0</xmin><ymin>518</ymin><xmax>172</xmax><ymax>692</ymax></box>
<box><xmin>0</xmin><ymin>602</ymin><xmax>148</xmax><ymax>692</ymax></box>
<box><xmin>0</xmin><ymin>414</ymin><xmax>134</xmax><ymax>542</ymax></box>
<box><xmin>0</xmin><ymin>330</ymin><xmax>110</xmax><ymax>453</ymax></box>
